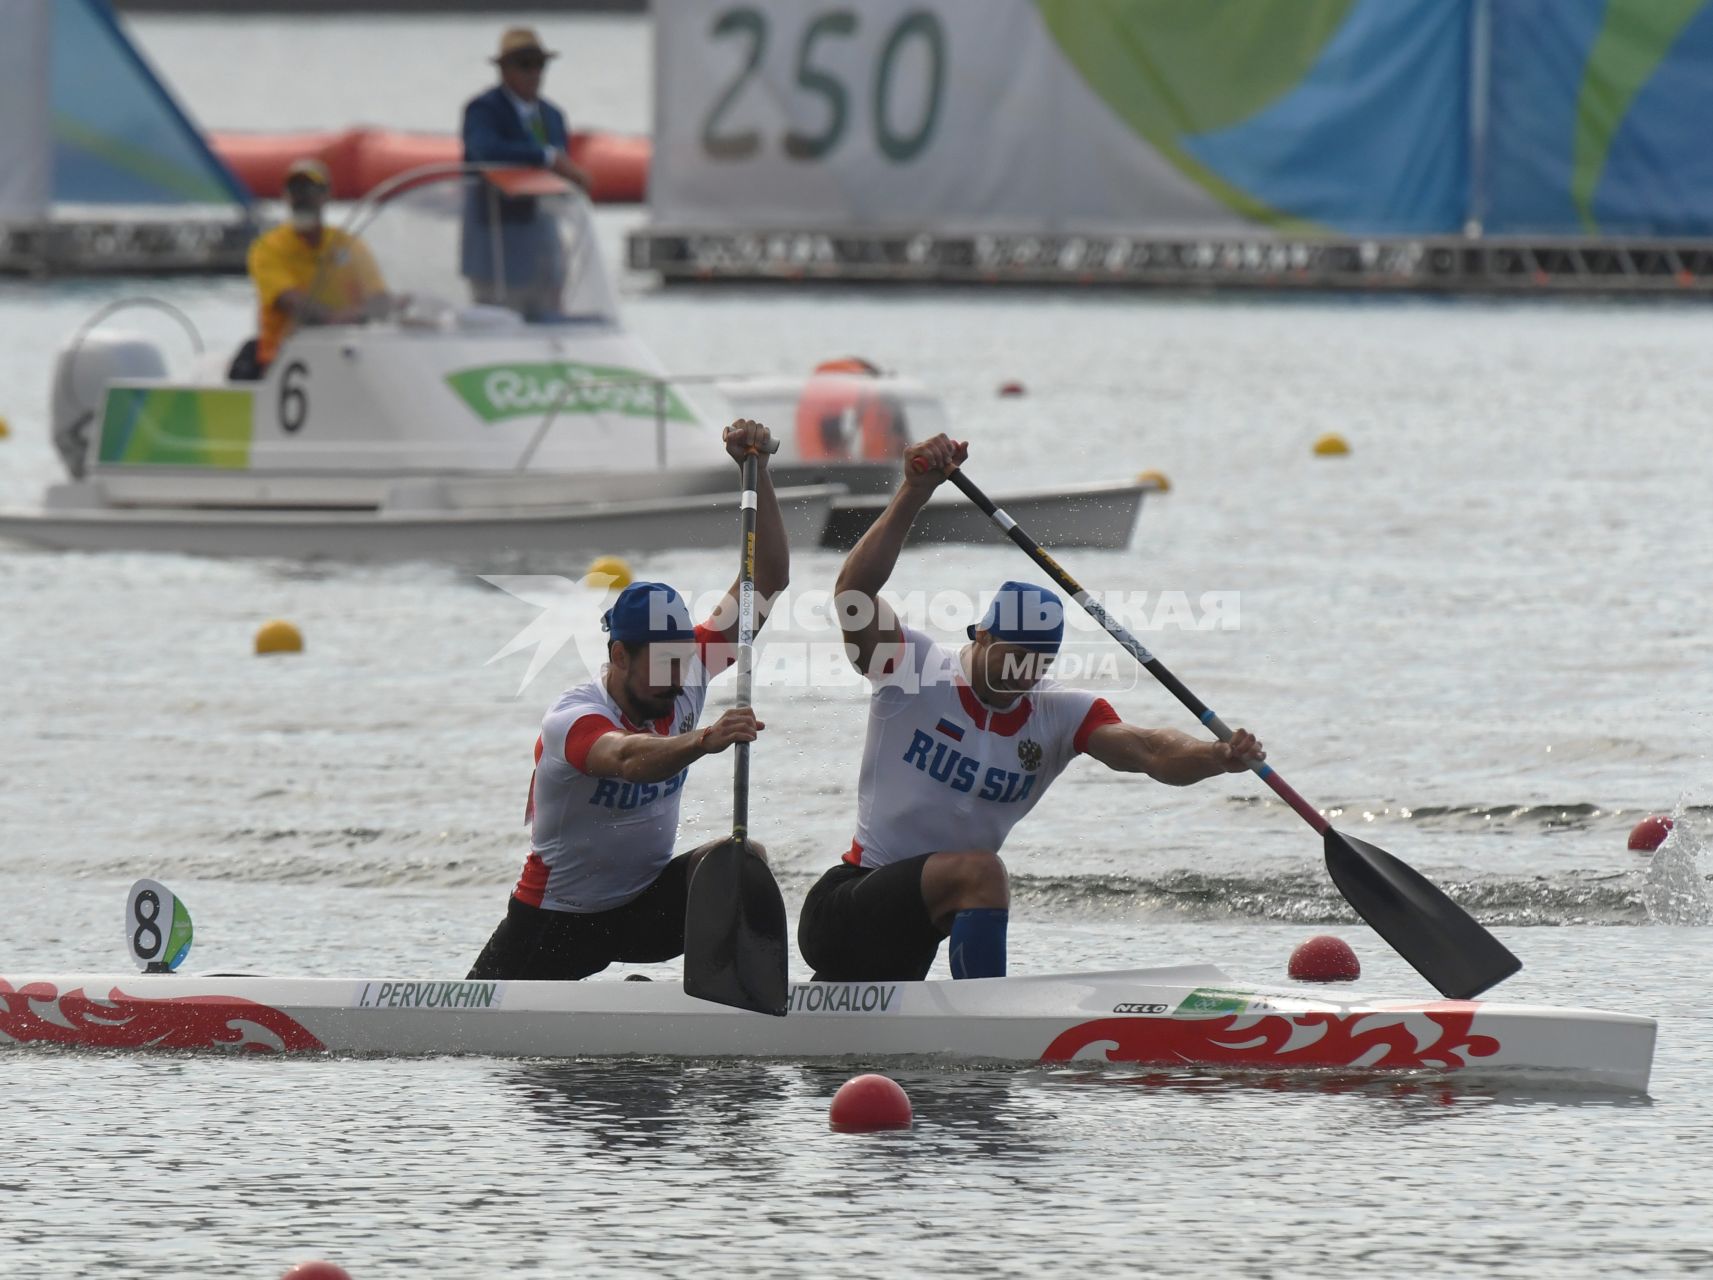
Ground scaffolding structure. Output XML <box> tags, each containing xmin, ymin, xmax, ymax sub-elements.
<box><xmin>0</xmin><ymin>216</ymin><xmax>252</xmax><ymax>277</ymax></box>
<box><xmin>630</xmin><ymin>228</ymin><xmax>1713</xmax><ymax>296</ymax></box>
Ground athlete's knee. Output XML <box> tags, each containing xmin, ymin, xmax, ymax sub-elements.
<box><xmin>925</xmin><ymin>850</ymin><xmax>1009</xmax><ymax>915</ymax></box>
<box><xmin>948</xmin><ymin>850</ymin><xmax>1008</xmax><ymax>898</ymax></box>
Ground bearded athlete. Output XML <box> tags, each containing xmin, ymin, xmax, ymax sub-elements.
<box><xmin>799</xmin><ymin>434</ymin><xmax>1264</xmax><ymax>982</ymax></box>
<box><xmin>468</xmin><ymin>419</ymin><xmax>787</xmax><ymax>981</ymax></box>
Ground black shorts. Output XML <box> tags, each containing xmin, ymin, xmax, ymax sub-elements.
<box><xmin>798</xmin><ymin>853</ymin><xmax>944</xmax><ymax>982</ymax></box>
<box><xmin>467</xmin><ymin>852</ymin><xmax>693</xmax><ymax>981</ymax></box>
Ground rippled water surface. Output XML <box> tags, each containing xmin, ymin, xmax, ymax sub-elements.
<box><xmin>2</xmin><ymin>12</ymin><xmax>1712</xmax><ymax>1278</ymax></box>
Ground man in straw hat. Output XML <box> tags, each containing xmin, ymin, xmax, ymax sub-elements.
<box><xmin>460</xmin><ymin>27</ymin><xmax>590</xmax><ymax>318</ymax></box>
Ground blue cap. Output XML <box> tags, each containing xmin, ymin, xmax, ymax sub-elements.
<box><xmin>602</xmin><ymin>582</ymin><xmax>695</xmax><ymax>645</ymax></box>
<box><xmin>967</xmin><ymin>580</ymin><xmax>1064</xmax><ymax>653</ymax></box>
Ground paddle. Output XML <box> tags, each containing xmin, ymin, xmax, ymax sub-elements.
<box><xmin>946</xmin><ymin>467</ymin><xmax>1521</xmax><ymax>1000</ymax></box>
<box><xmin>683</xmin><ymin>442</ymin><xmax>790</xmax><ymax>1015</ymax></box>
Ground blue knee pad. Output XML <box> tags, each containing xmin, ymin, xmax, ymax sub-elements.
<box><xmin>949</xmin><ymin>908</ymin><xmax>1009</xmax><ymax>979</ymax></box>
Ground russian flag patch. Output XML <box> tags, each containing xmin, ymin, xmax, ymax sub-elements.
<box><xmin>935</xmin><ymin>718</ymin><xmax>965</xmax><ymax>741</ymax></box>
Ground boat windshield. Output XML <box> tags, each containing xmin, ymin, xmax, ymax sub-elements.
<box><xmin>325</xmin><ymin>164</ymin><xmax>620</xmax><ymax>329</ymax></box>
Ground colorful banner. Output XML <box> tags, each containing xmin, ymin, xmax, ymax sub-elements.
<box><xmin>1482</xmin><ymin>0</ymin><xmax>1713</xmax><ymax>235</ymax></box>
<box><xmin>98</xmin><ymin>388</ymin><xmax>254</xmax><ymax>469</ymax></box>
<box><xmin>50</xmin><ymin>0</ymin><xmax>248</xmax><ymax>206</ymax></box>
<box><xmin>651</xmin><ymin>0</ymin><xmax>1713</xmax><ymax>241</ymax></box>
<box><xmin>650</xmin><ymin>0</ymin><xmax>1469</xmax><ymax>236</ymax></box>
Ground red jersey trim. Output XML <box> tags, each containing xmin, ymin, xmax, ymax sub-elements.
<box><xmin>514</xmin><ymin>851</ymin><xmax>550</xmax><ymax>907</ymax></box>
<box><xmin>564</xmin><ymin>713</ymin><xmax>621</xmax><ymax>773</ymax></box>
<box><xmin>525</xmin><ymin>734</ymin><xmax>545</xmax><ymax>824</ymax></box>
<box><xmin>955</xmin><ymin>681</ymin><xmax>1034</xmax><ymax>736</ymax></box>
<box><xmin>871</xmin><ymin>633</ymin><xmax>907</xmax><ymax>679</ymax></box>
<box><xmin>1073</xmin><ymin>698</ymin><xmax>1121</xmax><ymax>754</ymax></box>
<box><xmin>843</xmin><ymin>839</ymin><xmax>864</xmax><ymax>867</ymax></box>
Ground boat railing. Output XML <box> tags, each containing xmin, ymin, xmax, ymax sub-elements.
<box><xmin>327</xmin><ymin>160</ymin><xmax>609</xmax><ymax>328</ymax></box>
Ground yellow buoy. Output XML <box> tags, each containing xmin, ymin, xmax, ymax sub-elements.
<box><xmin>1136</xmin><ymin>469</ymin><xmax>1171</xmax><ymax>493</ymax></box>
<box><xmin>584</xmin><ymin>554</ymin><xmax>633</xmax><ymax>590</ymax></box>
<box><xmin>1313</xmin><ymin>433</ymin><xmax>1351</xmax><ymax>457</ymax></box>
<box><xmin>0</xmin><ymin>415</ymin><xmax>11</xmax><ymax>439</ymax></box>
<box><xmin>254</xmin><ymin>619</ymin><xmax>304</xmax><ymax>656</ymax></box>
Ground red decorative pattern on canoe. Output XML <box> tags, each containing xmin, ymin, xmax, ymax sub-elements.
<box><xmin>1041</xmin><ymin>1007</ymin><xmax>1500</xmax><ymax>1073</ymax></box>
<box><xmin>0</xmin><ymin>980</ymin><xmax>324</xmax><ymax>1054</ymax></box>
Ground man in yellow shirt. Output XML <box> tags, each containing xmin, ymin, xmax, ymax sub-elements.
<box><xmin>243</xmin><ymin>158</ymin><xmax>388</xmax><ymax>374</ymax></box>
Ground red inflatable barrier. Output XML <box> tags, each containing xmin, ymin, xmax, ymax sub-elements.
<box><xmin>209</xmin><ymin>126</ymin><xmax>649</xmax><ymax>204</ymax></box>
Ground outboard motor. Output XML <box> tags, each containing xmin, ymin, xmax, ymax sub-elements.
<box><xmin>49</xmin><ymin>331</ymin><xmax>168</xmax><ymax>478</ymax></box>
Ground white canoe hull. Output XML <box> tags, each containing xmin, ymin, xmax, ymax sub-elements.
<box><xmin>0</xmin><ymin>966</ymin><xmax>1656</xmax><ymax>1092</ymax></box>
<box><xmin>0</xmin><ymin>485</ymin><xmax>841</xmax><ymax>562</ymax></box>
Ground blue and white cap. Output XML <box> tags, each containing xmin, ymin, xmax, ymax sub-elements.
<box><xmin>967</xmin><ymin>580</ymin><xmax>1064</xmax><ymax>653</ymax></box>
<box><xmin>602</xmin><ymin>582</ymin><xmax>695</xmax><ymax>645</ymax></box>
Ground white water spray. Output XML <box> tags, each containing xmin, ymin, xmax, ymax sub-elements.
<box><xmin>1641</xmin><ymin>798</ymin><xmax>1711</xmax><ymax>926</ymax></box>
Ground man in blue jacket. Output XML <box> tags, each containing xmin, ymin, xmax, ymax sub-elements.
<box><xmin>461</xmin><ymin>28</ymin><xmax>591</xmax><ymax>319</ymax></box>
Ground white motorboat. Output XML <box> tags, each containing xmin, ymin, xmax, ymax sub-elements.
<box><xmin>0</xmin><ymin>165</ymin><xmax>1155</xmax><ymax>562</ymax></box>
<box><xmin>0</xmin><ymin>166</ymin><xmax>847</xmax><ymax>563</ymax></box>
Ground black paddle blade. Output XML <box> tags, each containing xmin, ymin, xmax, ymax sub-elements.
<box><xmin>1323</xmin><ymin>829</ymin><xmax>1522</xmax><ymax>1000</ymax></box>
<box><xmin>683</xmin><ymin>838</ymin><xmax>789</xmax><ymax>1016</ymax></box>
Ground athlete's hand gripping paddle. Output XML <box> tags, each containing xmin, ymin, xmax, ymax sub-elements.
<box><xmin>683</xmin><ymin>441</ymin><xmax>790</xmax><ymax>1015</ymax></box>
<box><xmin>945</xmin><ymin>466</ymin><xmax>1520</xmax><ymax>1000</ymax></box>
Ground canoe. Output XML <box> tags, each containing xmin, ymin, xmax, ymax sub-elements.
<box><xmin>0</xmin><ymin>965</ymin><xmax>1656</xmax><ymax>1091</ymax></box>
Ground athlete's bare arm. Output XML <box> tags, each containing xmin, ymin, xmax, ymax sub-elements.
<box><xmin>1085</xmin><ymin>723</ymin><xmax>1264</xmax><ymax>785</ymax></box>
<box><xmin>583</xmin><ymin>708</ymin><xmax>764</xmax><ymax>783</ymax></box>
<box><xmin>835</xmin><ymin>434</ymin><xmax>969</xmax><ymax>675</ymax></box>
<box><xmin>701</xmin><ymin>420</ymin><xmax>790</xmax><ymax>645</ymax></box>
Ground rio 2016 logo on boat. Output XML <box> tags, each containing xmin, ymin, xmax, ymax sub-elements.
<box><xmin>446</xmin><ymin>362</ymin><xmax>699</xmax><ymax>425</ymax></box>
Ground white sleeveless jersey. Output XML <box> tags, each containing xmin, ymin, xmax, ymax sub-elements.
<box><xmin>515</xmin><ymin>628</ymin><xmax>722</xmax><ymax>913</ymax></box>
<box><xmin>847</xmin><ymin>627</ymin><xmax>1117</xmax><ymax>868</ymax></box>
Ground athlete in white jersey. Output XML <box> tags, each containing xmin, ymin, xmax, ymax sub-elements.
<box><xmin>468</xmin><ymin>419</ymin><xmax>790</xmax><ymax>981</ymax></box>
<box><xmin>799</xmin><ymin>435</ymin><xmax>1265</xmax><ymax>983</ymax></box>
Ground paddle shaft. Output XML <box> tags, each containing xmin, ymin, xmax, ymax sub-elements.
<box><xmin>731</xmin><ymin>448</ymin><xmax>761</xmax><ymax>842</ymax></box>
<box><xmin>945</xmin><ymin>469</ymin><xmax>1329</xmax><ymax>836</ymax></box>
<box><xmin>680</xmin><ymin>437</ymin><xmax>790</xmax><ymax>1017</ymax></box>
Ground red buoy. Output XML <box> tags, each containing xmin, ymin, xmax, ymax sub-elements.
<box><xmin>829</xmin><ymin>1073</ymin><xmax>912</xmax><ymax>1132</ymax></box>
<box><xmin>281</xmin><ymin>1263</ymin><xmax>352</xmax><ymax>1280</ymax></box>
<box><xmin>1288</xmin><ymin>935</ymin><xmax>1361</xmax><ymax>983</ymax></box>
<box><xmin>1628</xmin><ymin>815</ymin><xmax>1674</xmax><ymax>853</ymax></box>
<box><xmin>997</xmin><ymin>380</ymin><xmax>1026</xmax><ymax>397</ymax></box>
